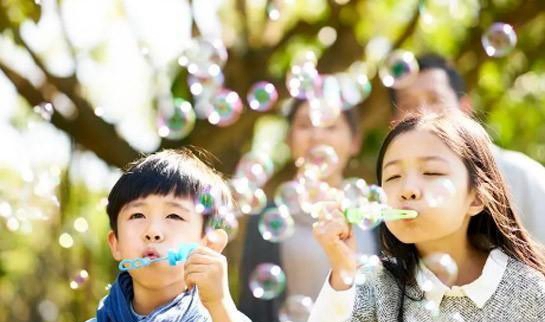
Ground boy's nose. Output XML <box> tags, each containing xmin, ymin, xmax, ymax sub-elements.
<box><xmin>145</xmin><ymin>234</ymin><xmax>163</xmax><ymax>242</ymax></box>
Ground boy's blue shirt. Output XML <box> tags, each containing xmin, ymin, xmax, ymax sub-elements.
<box><xmin>86</xmin><ymin>271</ymin><xmax>251</xmax><ymax>322</ymax></box>
<box><xmin>85</xmin><ymin>272</ymin><xmax>212</xmax><ymax>322</ymax></box>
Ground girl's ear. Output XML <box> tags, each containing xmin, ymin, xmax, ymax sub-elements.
<box><xmin>468</xmin><ymin>191</ymin><xmax>485</xmax><ymax>217</ymax></box>
<box><xmin>107</xmin><ymin>231</ymin><xmax>122</xmax><ymax>261</ymax></box>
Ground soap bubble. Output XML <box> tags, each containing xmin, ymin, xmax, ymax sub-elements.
<box><xmin>379</xmin><ymin>50</ymin><xmax>419</xmax><ymax>89</ymax></box>
<box><xmin>156</xmin><ymin>98</ymin><xmax>196</xmax><ymax>140</ymax></box>
<box><xmin>249</xmin><ymin>263</ymin><xmax>287</xmax><ymax>300</ymax></box>
<box><xmin>247</xmin><ymin>81</ymin><xmax>279</xmax><ymax>112</ymax></box>
<box><xmin>341</xmin><ymin>178</ymin><xmax>370</xmax><ymax>209</ymax></box>
<box><xmin>298</xmin><ymin>145</ymin><xmax>339</xmax><ymax>180</ymax></box>
<box><xmin>235</xmin><ymin>152</ymin><xmax>274</xmax><ymax>187</ymax></box>
<box><xmin>367</xmin><ymin>185</ymin><xmax>387</xmax><ymax>204</ymax></box>
<box><xmin>230</xmin><ymin>178</ymin><xmax>267</xmax><ymax>215</ymax></box>
<box><xmin>274</xmin><ymin>181</ymin><xmax>304</xmax><ymax>215</ymax></box>
<box><xmin>354</xmin><ymin>254</ymin><xmax>383</xmax><ymax>285</ymax></box>
<box><xmin>69</xmin><ymin>270</ymin><xmax>89</xmax><ymax>289</ymax></box>
<box><xmin>208</xmin><ymin>89</ymin><xmax>243</xmax><ymax>127</ymax></box>
<box><xmin>206</xmin><ymin>206</ymin><xmax>239</xmax><ymax>241</ymax></box>
<box><xmin>258</xmin><ymin>207</ymin><xmax>295</xmax><ymax>242</ymax></box>
<box><xmin>422</xmin><ymin>253</ymin><xmax>458</xmax><ymax>286</ymax></box>
<box><xmin>286</xmin><ymin>61</ymin><xmax>321</xmax><ymax>99</ymax></box>
<box><xmin>178</xmin><ymin>37</ymin><xmax>228</xmax><ymax>78</ymax></box>
<box><xmin>308</xmin><ymin>96</ymin><xmax>341</xmax><ymax>128</ymax></box>
<box><xmin>482</xmin><ymin>23</ymin><xmax>517</xmax><ymax>57</ymax></box>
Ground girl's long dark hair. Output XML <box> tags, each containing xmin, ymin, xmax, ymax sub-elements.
<box><xmin>376</xmin><ymin>110</ymin><xmax>545</xmax><ymax>321</ymax></box>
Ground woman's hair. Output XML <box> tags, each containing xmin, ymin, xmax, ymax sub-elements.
<box><xmin>375</xmin><ymin>109</ymin><xmax>545</xmax><ymax>321</ymax></box>
<box><xmin>283</xmin><ymin>97</ymin><xmax>361</xmax><ymax>135</ymax></box>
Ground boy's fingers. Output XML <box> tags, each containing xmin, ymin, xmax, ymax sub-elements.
<box><xmin>184</xmin><ymin>263</ymin><xmax>211</xmax><ymax>275</ymax></box>
<box><xmin>202</xmin><ymin>229</ymin><xmax>228</xmax><ymax>253</ymax></box>
<box><xmin>185</xmin><ymin>272</ymin><xmax>206</xmax><ymax>288</ymax></box>
<box><xmin>186</xmin><ymin>252</ymin><xmax>216</xmax><ymax>265</ymax></box>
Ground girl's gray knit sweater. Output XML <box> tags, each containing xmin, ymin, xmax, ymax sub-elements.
<box><xmin>350</xmin><ymin>256</ymin><xmax>545</xmax><ymax>322</ymax></box>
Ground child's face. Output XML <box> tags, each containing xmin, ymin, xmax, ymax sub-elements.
<box><xmin>380</xmin><ymin>129</ymin><xmax>483</xmax><ymax>244</ymax></box>
<box><xmin>107</xmin><ymin>193</ymin><xmax>204</xmax><ymax>289</ymax></box>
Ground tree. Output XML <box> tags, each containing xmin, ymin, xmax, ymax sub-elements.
<box><xmin>1</xmin><ymin>0</ymin><xmax>545</xmax><ymax>320</ymax></box>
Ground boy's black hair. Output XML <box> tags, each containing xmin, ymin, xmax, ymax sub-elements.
<box><xmin>106</xmin><ymin>148</ymin><xmax>232</xmax><ymax>235</ymax></box>
<box><xmin>389</xmin><ymin>53</ymin><xmax>467</xmax><ymax>107</ymax></box>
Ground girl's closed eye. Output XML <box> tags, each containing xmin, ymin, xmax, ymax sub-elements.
<box><xmin>129</xmin><ymin>212</ymin><xmax>145</xmax><ymax>220</ymax></box>
<box><xmin>166</xmin><ymin>213</ymin><xmax>186</xmax><ymax>221</ymax></box>
<box><xmin>385</xmin><ymin>174</ymin><xmax>401</xmax><ymax>182</ymax></box>
<box><xmin>423</xmin><ymin>171</ymin><xmax>446</xmax><ymax>176</ymax></box>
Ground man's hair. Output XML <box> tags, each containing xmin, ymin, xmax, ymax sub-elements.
<box><xmin>389</xmin><ymin>53</ymin><xmax>467</xmax><ymax>106</ymax></box>
<box><xmin>106</xmin><ymin>148</ymin><xmax>232</xmax><ymax>235</ymax></box>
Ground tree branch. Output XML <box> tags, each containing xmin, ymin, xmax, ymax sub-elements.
<box><xmin>0</xmin><ymin>61</ymin><xmax>140</xmax><ymax>168</ymax></box>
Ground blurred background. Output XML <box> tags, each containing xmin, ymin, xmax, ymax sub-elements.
<box><xmin>1</xmin><ymin>0</ymin><xmax>545</xmax><ymax>321</ymax></box>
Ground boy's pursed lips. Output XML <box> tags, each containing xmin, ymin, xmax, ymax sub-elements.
<box><xmin>142</xmin><ymin>247</ymin><xmax>161</xmax><ymax>259</ymax></box>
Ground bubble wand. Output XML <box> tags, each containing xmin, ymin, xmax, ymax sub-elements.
<box><xmin>118</xmin><ymin>243</ymin><xmax>199</xmax><ymax>271</ymax></box>
<box><xmin>344</xmin><ymin>206</ymin><xmax>418</xmax><ymax>224</ymax></box>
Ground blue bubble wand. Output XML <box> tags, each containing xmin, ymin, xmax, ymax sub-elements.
<box><xmin>118</xmin><ymin>243</ymin><xmax>199</xmax><ymax>271</ymax></box>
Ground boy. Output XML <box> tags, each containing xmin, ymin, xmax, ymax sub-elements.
<box><xmin>86</xmin><ymin>149</ymin><xmax>250</xmax><ymax>322</ymax></box>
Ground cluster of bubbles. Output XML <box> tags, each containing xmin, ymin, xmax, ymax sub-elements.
<box><xmin>285</xmin><ymin>53</ymin><xmax>372</xmax><ymax>128</ymax></box>
<box><xmin>192</xmin><ymin>185</ymin><xmax>241</xmax><ymax>242</ymax></box>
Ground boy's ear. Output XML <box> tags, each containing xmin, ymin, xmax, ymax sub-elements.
<box><xmin>468</xmin><ymin>191</ymin><xmax>485</xmax><ymax>217</ymax></box>
<box><xmin>107</xmin><ymin>231</ymin><xmax>122</xmax><ymax>261</ymax></box>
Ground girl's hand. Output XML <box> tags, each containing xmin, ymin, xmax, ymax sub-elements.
<box><xmin>312</xmin><ymin>202</ymin><xmax>358</xmax><ymax>290</ymax></box>
<box><xmin>184</xmin><ymin>229</ymin><xmax>233</xmax><ymax>309</ymax></box>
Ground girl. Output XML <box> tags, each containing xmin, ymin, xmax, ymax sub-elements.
<box><xmin>310</xmin><ymin>109</ymin><xmax>545</xmax><ymax>322</ymax></box>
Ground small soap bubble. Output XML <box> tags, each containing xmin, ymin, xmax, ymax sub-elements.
<box><xmin>299</xmin><ymin>145</ymin><xmax>340</xmax><ymax>180</ymax></box>
<box><xmin>230</xmin><ymin>178</ymin><xmax>267</xmax><ymax>215</ymax></box>
<box><xmin>274</xmin><ymin>181</ymin><xmax>304</xmax><ymax>215</ymax></box>
<box><xmin>247</xmin><ymin>81</ymin><xmax>279</xmax><ymax>112</ymax></box>
<box><xmin>279</xmin><ymin>295</ymin><xmax>314</xmax><ymax>322</ymax></box>
<box><xmin>235</xmin><ymin>152</ymin><xmax>275</xmax><ymax>188</ymax></box>
<box><xmin>482</xmin><ymin>23</ymin><xmax>517</xmax><ymax>58</ymax></box>
<box><xmin>156</xmin><ymin>98</ymin><xmax>196</xmax><ymax>140</ymax></box>
<box><xmin>195</xmin><ymin>186</ymin><xmax>217</xmax><ymax>215</ymax></box>
<box><xmin>308</xmin><ymin>96</ymin><xmax>341</xmax><ymax>128</ymax></box>
<box><xmin>298</xmin><ymin>179</ymin><xmax>340</xmax><ymax>214</ymax></box>
<box><xmin>208</xmin><ymin>89</ymin><xmax>243</xmax><ymax>127</ymax></box>
<box><xmin>267</xmin><ymin>1</ymin><xmax>281</xmax><ymax>21</ymax></box>
<box><xmin>206</xmin><ymin>206</ymin><xmax>239</xmax><ymax>241</ymax></box>
<box><xmin>178</xmin><ymin>38</ymin><xmax>228</xmax><ymax>78</ymax></box>
<box><xmin>249</xmin><ymin>263</ymin><xmax>287</xmax><ymax>300</ymax></box>
<box><xmin>341</xmin><ymin>178</ymin><xmax>370</xmax><ymax>209</ymax></box>
<box><xmin>367</xmin><ymin>185</ymin><xmax>387</xmax><ymax>204</ymax></box>
<box><xmin>310</xmin><ymin>200</ymin><xmax>340</xmax><ymax>220</ymax></box>
<box><xmin>69</xmin><ymin>270</ymin><xmax>89</xmax><ymax>289</ymax></box>
<box><xmin>355</xmin><ymin>203</ymin><xmax>383</xmax><ymax>230</ymax></box>
<box><xmin>379</xmin><ymin>50</ymin><xmax>419</xmax><ymax>89</ymax></box>
<box><xmin>258</xmin><ymin>207</ymin><xmax>295</xmax><ymax>242</ymax></box>
<box><xmin>286</xmin><ymin>61</ymin><xmax>321</xmax><ymax>99</ymax></box>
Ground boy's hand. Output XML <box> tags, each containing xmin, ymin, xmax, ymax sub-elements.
<box><xmin>312</xmin><ymin>202</ymin><xmax>358</xmax><ymax>291</ymax></box>
<box><xmin>184</xmin><ymin>229</ymin><xmax>231</xmax><ymax>307</ymax></box>
<box><xmin>184</xmin><ymin>229</ymin><xmax>242</xmax><ymax>322</ymax></box>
